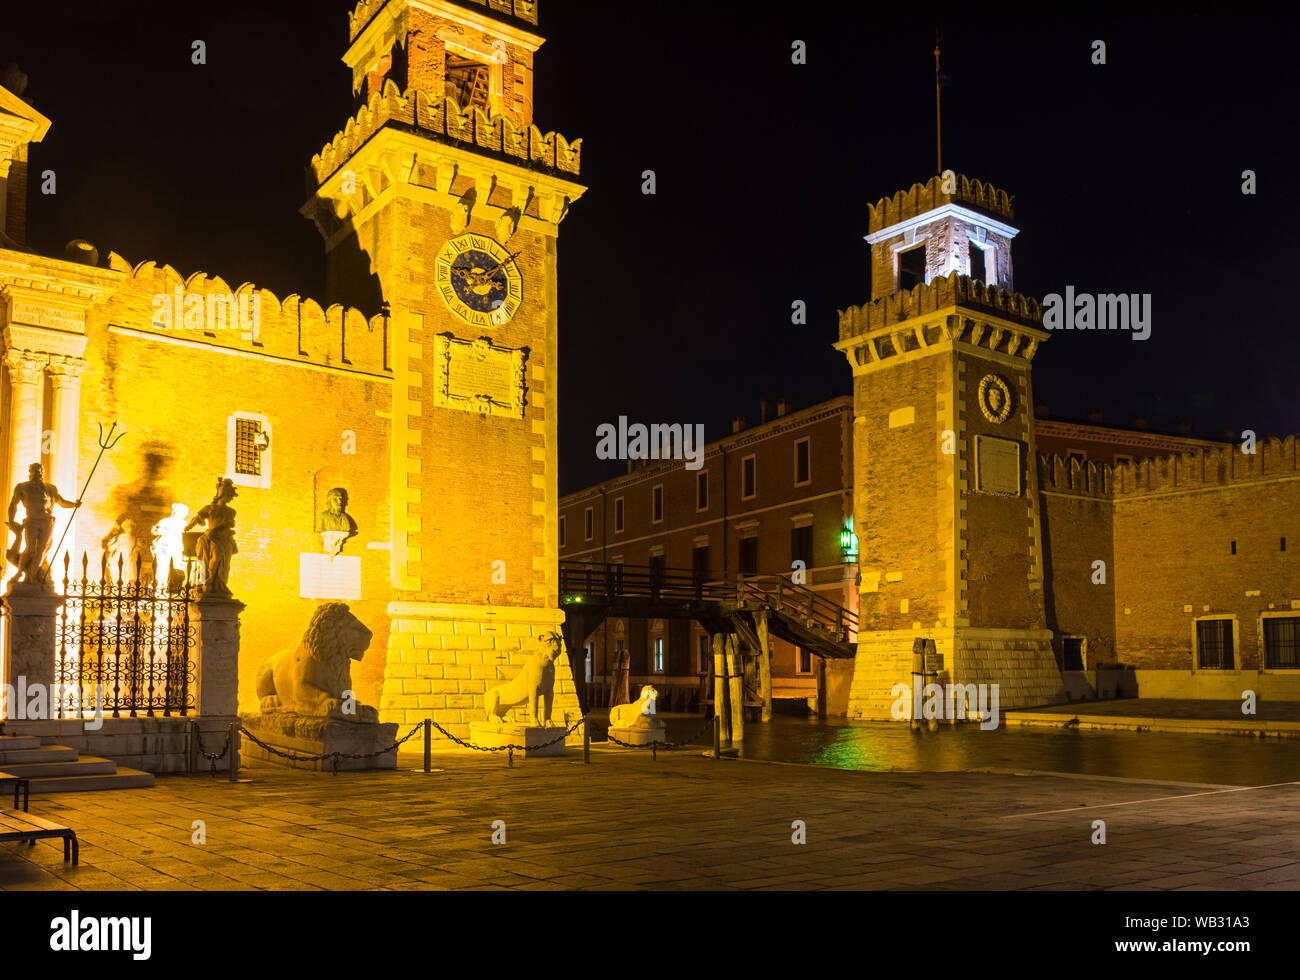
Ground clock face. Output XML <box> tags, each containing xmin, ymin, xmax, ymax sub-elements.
<box><xmin>434</xmin><ymin>234</ymin><xmax>523</xmax><ymax>327</ymax></box>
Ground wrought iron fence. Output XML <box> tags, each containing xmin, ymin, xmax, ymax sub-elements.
<box><xmin>53</xmin><ymin>552</ymin><xmax>197</xmax><ymax>718</ymax></box>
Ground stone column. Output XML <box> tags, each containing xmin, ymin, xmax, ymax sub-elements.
<box><xmin>2</xmin><ymin>350</ymin><xmax>46</xmax><ymax>594</ymax></box>
<box><xmin>46</xmin><ymin>356</ymin><xmax>86</xmax><ymax>575</ymax></box>
<box><xmin>2</xmin><ymin>591</ymin><xmax>63</xmax><ymax>719</ymax></box>
<box><xmin>4</xmin><ymin>347</ymin><xmax>45</xmax><ymax>486</ymax></box>
<box><xmin>725</xmin><ymin>634</ymin><xmax>744</xmax><ymax>743</ymax></box>
<box><xmin>756</xmin><ymin>609</ymin><xmax>773</xmax><ymax>723</ymax></box>
<box><xmin>711</xmin><ymin>632</ymin><xmax>730</xmax><ymax>744</ymax></box>
<box><xmin>190</xmin><ymin>594</ymin><xmax>245</xmax><ymax>772</ymax></box>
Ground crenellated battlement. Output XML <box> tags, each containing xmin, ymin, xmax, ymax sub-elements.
<box><xmin>1036</xmin><ymin>455</ymin><xmax>1113</xmax><ymax>498</ymax></box>
<box><xmin>868</xmin><ymin>174</ymin><xmax>1014</xmax><ymax>234</ymax></box>
<box><xmin>348</xmin><ymin>0</ymin><xmax>538</xmax><ymax>42</ymax></box>
<box><xmin>1037</xmin><ymin>436</ymin><xmax>1300</xmax><ymax>499</ymax></box>
<box><xmin>309</xmin><ymin>80</ymin><xmax>580</xmax><ymax>184</ymax></box>
<box><xmin>99</xmin><ymin>252</ymin><xmax>390</xmax><ymax>378</ymax></box>
<box><xmin>838</xmin><ymin>272</ymin><xmax>1042</xmax><ymax>341</ymax></box>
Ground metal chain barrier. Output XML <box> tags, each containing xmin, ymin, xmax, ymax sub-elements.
<box><xmin>587</xmin><ymin>713</ymin><xmax>717</xmax><ymax>757</ymax></box>
<box><xmin>424</xmin><ymin>716</ymin><xmax>587</xmax><ymax>767</ymax></box>
<box><xmin>236</xmin><ymin>722</ymin><xmax>425</xmax><ymax>775</ymax></box>
<box><xmin>194</xmin><ymin>710</ymin><xmax>721</xmax><ymax>778</ymax></box>
<box><xmin>191</xmin><ymin>721</ymin><xmax>233</xmax><ymax>776</ymax></box>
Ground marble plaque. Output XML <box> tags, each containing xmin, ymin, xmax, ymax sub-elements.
<box><xmin>299</xmin><ymin>553</ymin><xmax>361</xmax><ymax>600</ymax></box>
<box><xmin>976</xmin><ymin>435</ymin><xmax>1021</xmax><ymax>496</ymax></box>
<box><xmin>10</xmin><ymin>301</ymin><xmax>85</xmax><ymax>332</ymax></box>
<box><xmin>433</xmin><ymin>333</ymin><xmax>528</xmax><ymax>419</ymax></box>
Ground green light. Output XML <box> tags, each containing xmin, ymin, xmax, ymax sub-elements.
<box><xmin>839</xmin><ymin>518</ymin><xmax>858</xmax><ymax>560</ymax></box>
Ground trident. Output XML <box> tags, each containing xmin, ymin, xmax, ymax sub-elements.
<box><xmin>50</xmin><ymin>421</ymin><xmax>126</xmax><ymax>563</ymax></box>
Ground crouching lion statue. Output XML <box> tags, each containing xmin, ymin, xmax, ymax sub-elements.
<box><xmin>610</xmin><ymin>685</ymin><xmax>663</xmax><ymax>729</ymax></box>
<box><xmin>256</xmin><ymin>601</ymin><xmax>378</xmax><ymax>723</ymax></box>
<box><xmin>483</xmin><ymin>632</ymin><xmax>561</xmax><ymax>727</ymax></box>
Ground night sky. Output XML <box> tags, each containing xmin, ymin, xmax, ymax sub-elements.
<box><xmin>6</xmin><ymin>2</ymin><xmax>1297</xmax><ymax>494</ymax></box>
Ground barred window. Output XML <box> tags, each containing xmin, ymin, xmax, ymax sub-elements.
<box><xmin>228</xmin><ymin>413</ymin><xmax>272</xmax><ymax>489</ymax></box>
<box><xmin>1196</xmin><ymin>619</ymin><xmax>1234</xmax><ymax>670</ymax></box>
<box><xmin>1264</xmin><ymin>617</ymin><xmax>1300</xmax><ymax>669</ymax></box>
<box><xmin>234</xmin><ymin>418</ymin><xmax>264</xmax><ymax>476</ymax></box>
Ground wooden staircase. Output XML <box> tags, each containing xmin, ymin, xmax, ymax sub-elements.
<box><xmin>0</xmin><ymin>734</ymin><xmax>153</xmax><ymax>794</ymax></box>
<box><xmin>732</xmin><ymin>574</ymin><xmax>858</xmax><ymax>660</ymax></box>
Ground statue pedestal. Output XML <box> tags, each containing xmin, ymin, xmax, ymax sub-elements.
<box><xmin>3</xmin><ymin>588</ymin><xmax>63</xmax><ymax>701</ymax></box>
<box><xmin>469</xmin><ymin>722</ymin><xmax>567</xmax><ymax>757</ymax></box>
<box><xmin>240</xmin><ymin>712</ymin><xmax>399</xmax><ymax>771</ymax></box>
<box><xmin>191</xmin><ymin>595</ymin><xmax>244</xmax><ymax>717</ymax></box>
<box><xmin>607</xmin><ymin>724</ymin><xmax>666</xmax><ymax>746</ymax></box>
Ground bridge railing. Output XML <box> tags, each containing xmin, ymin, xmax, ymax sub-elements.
<box><xmin>559</xmin><ymin>560</ymin><xmax>729</xmax><ymax>602</ymax></box>
<box><xmin>737</xmin><ymin>573</ymin><xmax>859</xmax><ymax>638</ymax></box>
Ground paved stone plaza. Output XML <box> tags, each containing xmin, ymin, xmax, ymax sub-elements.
<box><xmin>2</xmin><ymin>749</ymin><xmax>1297</xmax><ymax>891</ymax></box>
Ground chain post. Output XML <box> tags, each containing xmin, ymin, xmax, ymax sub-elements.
<box><xmin>228</xmin><ymin>722</ymin><xmax>237</xmax><ymax>782</ymax></box>
<box><xmin>424</xmin><ymin>718</ymin><xmax>431</xmax><ymax>773</ymax></box>
<box><xmin>583</xmin><ymin>719</ymin><xmax>590</xmax><ymax>764</ymax></box>
<box><xmin>507</xmin><ymin>745</ymin><xmax>514</xmax><ymax>768</ymax></box>
<box><xmin>713</xmin><ymin>714</ymin><xmax>721</xmax><ymax>760</ymax></box>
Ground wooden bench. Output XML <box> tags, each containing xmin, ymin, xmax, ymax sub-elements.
<box><xmin>0</xmin><ymin>772</ymin><xmax>30</xmax><ymax>812</ymax></box>
<box><xmin>0</xmin><ymin>810</ymin><xmax>78</xmax><ymax>864</ymax></box>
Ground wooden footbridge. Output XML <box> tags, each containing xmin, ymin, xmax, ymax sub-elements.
<box><xmin>558</xmin><ymin>560</ymin><xmax>858</xmax><ymax>729</ymax></box>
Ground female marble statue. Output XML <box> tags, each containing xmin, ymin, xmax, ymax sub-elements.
<box><xmin>185</xmin><ymin>478</ymin><xmax>238</xmax><ymax>597</ymax></box>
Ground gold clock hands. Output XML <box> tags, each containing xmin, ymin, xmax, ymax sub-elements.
<box><xmin>451</xmin><ymin>265</ymin><xmax>490</xmax><ymax>289</ymax></box>
<box><xmin>449</xmin><ymin>250</ymin><xmax>518</xmax><ymax>292</ymax></box>
<box><xmin>481</xmin><ymin>251</ymin><xmax>521</xmax><ymax>281</ymax></box>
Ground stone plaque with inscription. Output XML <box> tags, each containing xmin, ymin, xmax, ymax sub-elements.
<box><xmin>433</xmin><ymin>333</ymin><xmax>528</xmax><ymax>419</ymax></box>
<box><xmin>976</xmin><ymin>435</ymin><xmax>1022</xmax><ymax>496</ymax></box>
<box><xmin>9</xmin><ymin>301</ymin><xmax>85</xmax><ymax>332</ymax></box>
<box><xmin>299</xmin><ymin>553</ymin><xmax>361</xmax><ymax>600</ymax></box>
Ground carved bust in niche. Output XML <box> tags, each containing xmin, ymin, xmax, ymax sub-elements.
<box><xmin>319</xmin><ymin>487</ymin><xmax>358</xmax><ymax>557</ymax></box>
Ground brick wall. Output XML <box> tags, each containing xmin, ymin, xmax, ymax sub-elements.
<box><xmin>855</xmin><ymin>354</ymin><xmax>952</xmax><ymax>630</ymax></box>
<box><xmin>1113</xmin><ymin>452</ymin><xmax>1299</xmax><ymax>671</ymax></box>
<box><xmin>78</xmin><ymin>266</ymin><xmax>393</xmax><ymax>712</ymax></box>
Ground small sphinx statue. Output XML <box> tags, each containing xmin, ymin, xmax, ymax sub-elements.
<box><xmin>483</xmin><ymin>632</ymin><xmax>560</xmax><ymax>728</ymax></box>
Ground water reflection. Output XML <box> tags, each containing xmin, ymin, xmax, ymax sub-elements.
<box><xmin>663</xmin><ymin>715</ymin><xmax>1300</xmax><ymax>787</ymax></box>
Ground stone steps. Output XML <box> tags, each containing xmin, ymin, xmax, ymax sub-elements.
<box><xmin>0</xmin><ymin>745</ymin><xmax>80</xmax><ymax>765</ymax></box>
<box><xmin>0</xmin><ymin>754</ymin><xmax>119</xmax><ymax>778</ymax></box>
<box><xmin>17</xmin><ymin>768</ymin><xmax>155</xmax><ymax>793</ymax></box>
<box><xmin>0</xmin><ymin>734</ymin><xmax>155</xmax><ymax>794</ymax></box>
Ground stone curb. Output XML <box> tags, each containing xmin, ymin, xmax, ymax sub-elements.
<box><xmin>1004</xmin><ymin>712</ymin><xmax>1300</xmax><ymax>738</ymax></box>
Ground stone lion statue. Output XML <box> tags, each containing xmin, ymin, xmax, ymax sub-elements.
<box><xmin>483</xmin><ymin>633</ymin><xmax>560</xmax><ymax>727</ymax></box>
<box><xmin>256</xmin><ymin>601</ymin><xmax>377</xmax><ymax>723</ymax></box>
<box><xmin>610</xmin><ymin>685</ymin><xmax>663</xmax><ymax>729</ymax></box>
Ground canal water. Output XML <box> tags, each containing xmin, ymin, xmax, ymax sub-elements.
<box><xmin>641</xmin><ymin>714</ymin><xmax>1300</xmax><ymax>787</ymax></box>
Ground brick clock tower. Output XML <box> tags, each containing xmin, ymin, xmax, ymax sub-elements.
<box><xmin>834</xmin><ymin>175</ymin><xmax>1063</xmax><ymax>719</ymax></box>
<box><xmin>303</xmin><ymin>0</ymin><xmax>586</xmax><ymax>741</ymax></box>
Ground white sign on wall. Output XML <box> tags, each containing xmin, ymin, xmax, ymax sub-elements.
<box><xmin>299</xmin><ymin>553</ymin><xmax>361</xmax><ymax>600</ymax></box>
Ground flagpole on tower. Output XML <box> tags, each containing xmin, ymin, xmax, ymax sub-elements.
<box><xmin>934</xmin><ymin>28</ymin><xmax>943</xmax><ymax>176</ymax></box>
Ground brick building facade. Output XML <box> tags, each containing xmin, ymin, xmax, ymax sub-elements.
<box><xmin>563</xmin><ymin>174</ymin><xmax>1298</xmax><ymax>717</ymax></box>
<box><xmin>559</xmin><ymin>397</ymin><xmax>858</xmax><ymax>712</ymax></box>
<box><xmin>0</xmin><ymin>0</ymin><xmax>588</xmax><ymax>742</ymax></box>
